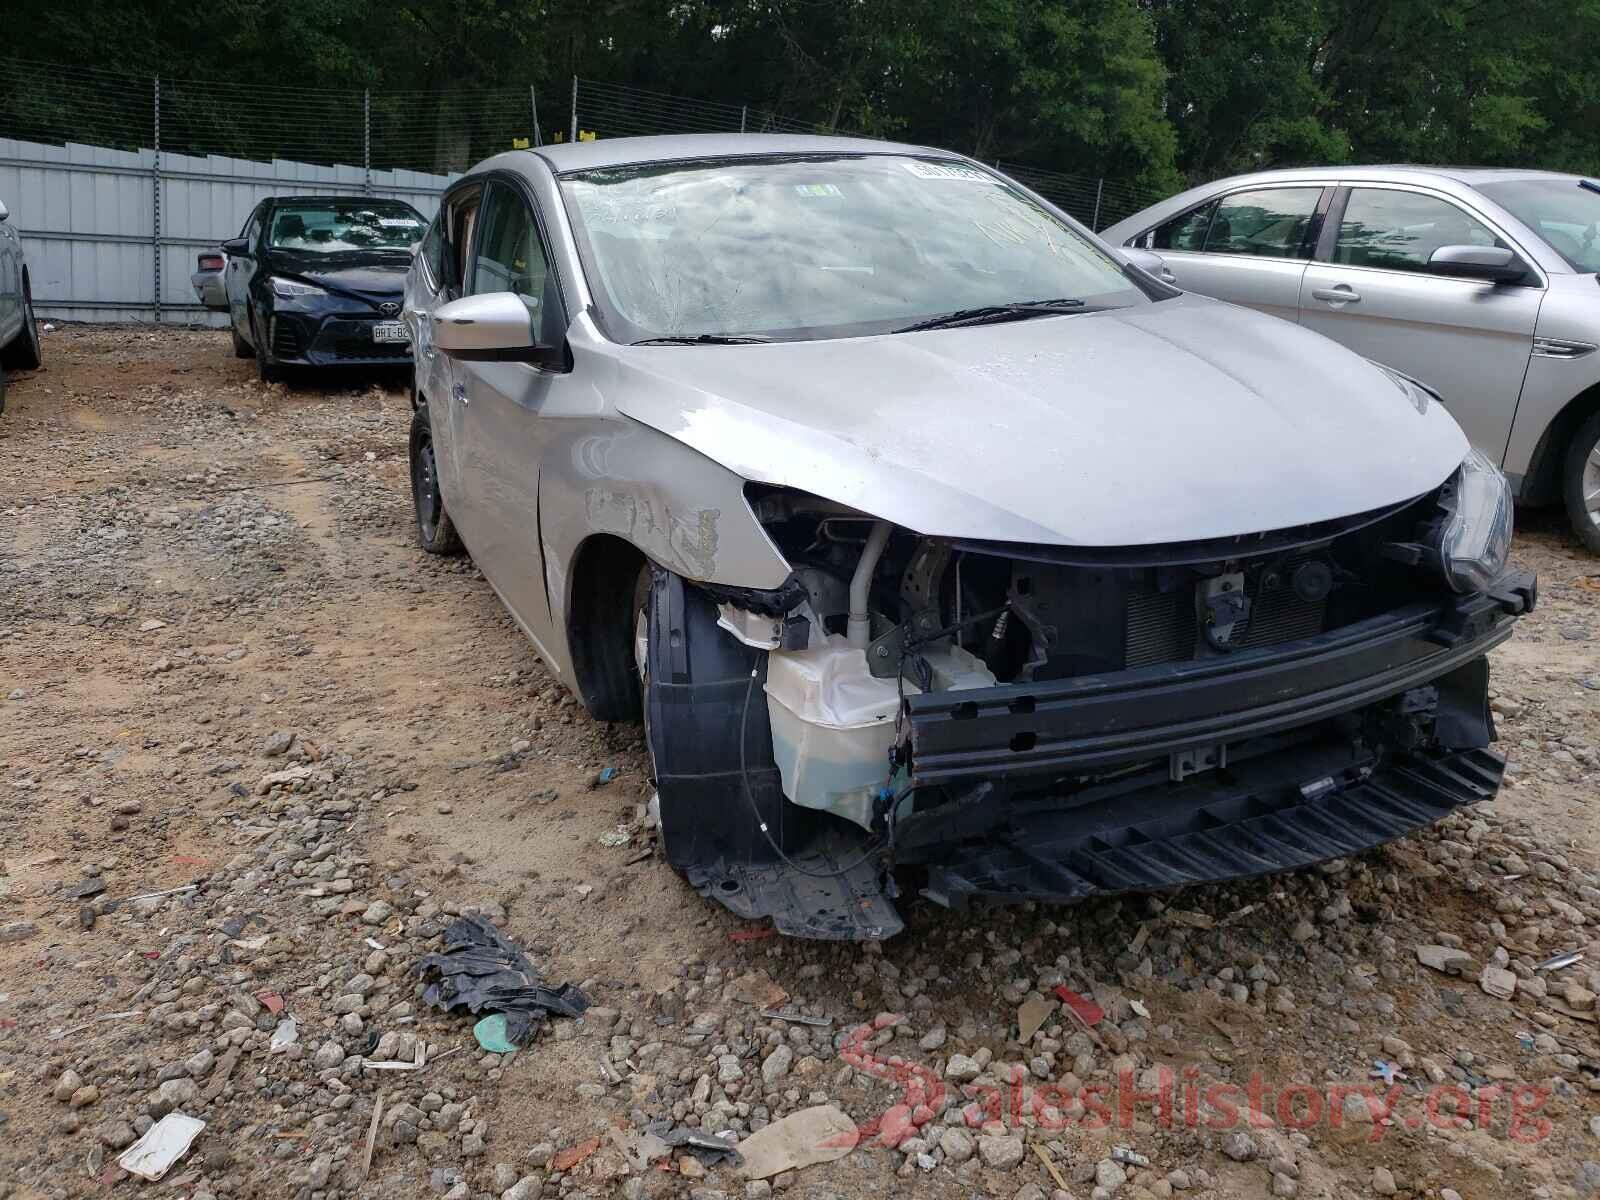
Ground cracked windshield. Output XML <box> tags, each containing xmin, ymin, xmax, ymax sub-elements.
<box><xmin>562</xmin><ymin>154</ymin><xmax>1146</xmax><ymax>341</ymax></box>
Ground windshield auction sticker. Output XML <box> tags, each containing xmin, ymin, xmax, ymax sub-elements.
<box><xmin>901</xmin><ymin>160</ymin><xmax>990</xmax><ymax>182</ymax></box>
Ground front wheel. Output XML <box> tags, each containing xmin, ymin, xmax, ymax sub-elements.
<box><xmin>1562</xmin><ymin>409</ymin><xmax>1600</xmax><ymax>555</ymax></box>
<box><xmin>1</xmin><ymin>282</ymin><xmax>42</xmax><ymax>371</ymax></box>
<box><xmin>409</xmin><ymin>408</ymin><xmax>463</xmax><ymax>555</ymax></box>
<box><xmin>252</xmin><ymin>313</ymin><xmax>281</xmax><ymax>383</ymax></box>
<box><xmin>230</xmin><ymin>313</ymin><xmax>253</xmax><ymax>358</ymax></box>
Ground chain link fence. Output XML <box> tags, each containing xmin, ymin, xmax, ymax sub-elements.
<box><xmin>1</xmin><ymin>58</ymin><xmax>549</xmax><ymax>178</ymax></box>
<box><xmin>571</xmin><ymin>78</ymin><xmax>821</xmax><ymax>141</ymax></box>
<box><xmin>568</xmin><ymin>78</ymin><xmax>1167</xmax><ymax>231</ymax></box>
<box><xmin>0</xmin><ymin>59</ymin><xmax>1166</xmax><ymax>322</ymax></box>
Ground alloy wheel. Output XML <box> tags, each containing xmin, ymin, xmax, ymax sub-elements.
<box><xmin>1584</xmin><ymin>438</ymin><xmax>1600</xmax><ymax>532</ymax></box>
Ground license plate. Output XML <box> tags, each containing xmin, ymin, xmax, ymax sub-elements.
<box><xmin>372</xmin><ymin>321</ymin><xmax>408</xmax><ymax>344</ymax></box>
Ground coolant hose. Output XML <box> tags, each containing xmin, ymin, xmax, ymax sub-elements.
<box><xmin>848</xmin><ymin>520</ymin><xmax>893</xmax><ymax>650</ymax></box>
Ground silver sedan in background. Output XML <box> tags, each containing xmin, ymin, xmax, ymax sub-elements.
<box><xmin>1104</xmin><ymin>167</ymin><xmax>1600</xmax><ymax>551</ymax></box>
<box><xmin>401</xmin><ymin>135</ymin><xmax>1532</xmax><ymax>939</ymax></box>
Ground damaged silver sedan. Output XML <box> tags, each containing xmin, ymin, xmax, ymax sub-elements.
<box><xmin>404</xmin><ymin>134</ymin><xmax>1535</xmax><ymax>939</ymax></box>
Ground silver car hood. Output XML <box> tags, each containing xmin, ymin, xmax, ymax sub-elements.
<box><xmin>608</xmin><ymin>295</ymin><xmax>1469</xmax><ymax>546</ymax></box>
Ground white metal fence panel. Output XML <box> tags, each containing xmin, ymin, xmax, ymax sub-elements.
<box><xmin>0</xmin><ymin>139</ymin><xmax>155</xmax><ymax>323</ymax></box>
<box><xmin>0</xmin><ymin>136</ymin><xmax>455</xmax><ymax>325</ymax></box>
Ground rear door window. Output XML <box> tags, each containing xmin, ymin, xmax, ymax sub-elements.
<box><xmin>1202</xmin><ymin>188</ymin><xmax>1322</xmax><ymax>259</ymax></box>
<box><xmin>1332</xmin><ymin>187</ymin><xmax>1505</xmax><ymax>272</ymax></box>
<box><xmin>1143</xmin><ymin>202</ymin><xmax>1215</xmax><ymax>251</ymax></box>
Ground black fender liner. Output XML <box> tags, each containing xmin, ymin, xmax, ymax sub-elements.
<box><xmin>645</xmin><ymin>569</ymin><xmax>796</xmax><ymax>869</ymax></box>
<box><xmin>644</xmin><ymin>570</ymin><xmax>903</xmax><ymax>940</ymax></box>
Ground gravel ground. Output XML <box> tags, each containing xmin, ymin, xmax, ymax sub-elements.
<box><xmin>1</xmin><ymin>326</ymin><xmax>1597</xmax><ymax>1200</ymax></box>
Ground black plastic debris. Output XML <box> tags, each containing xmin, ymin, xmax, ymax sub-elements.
<box><xmin>414</xmin><ymin>915</ymin><xmax>589</xmax><ymax>1045</ymax></box>
<box><xmin>647</xmin><ymin>1121</ymin><xmax>742</xmax><ymax>1168</ymax></box>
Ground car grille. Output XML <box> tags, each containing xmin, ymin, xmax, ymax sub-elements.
<box><xmin>1242</xmin><ymin>574</ymin><xmax>1327</xmax><ymax>649</ymax></box>
<box><xmin>315</xmin><ymin>319</ymin><xmax>410</xmax><ymax>361</ymax></box>
<box><xmin>1124</xmin><ymin>586</ymin><xmax>1196</xmax><ymax>668</ymax></box>
<box><xmin>1123</xmin><ymin>557</ymin><xmax>1327</xmax><ymax>669</ymax></box>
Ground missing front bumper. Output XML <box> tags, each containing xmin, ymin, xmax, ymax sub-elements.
<box><xmin>659</xmin><ymin>570</ymin><xmax>1531</xmax><ymax>939</ymax></box>
<box><xmin>901</xmin><ymin>572</ymin><xmax>1532</xmax><ymax>786</ymax></box>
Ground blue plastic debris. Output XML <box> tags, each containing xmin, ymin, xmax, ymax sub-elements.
<box><xmin>1369</xmin><ymin>1059</ymin><xmax>1406</xmax><ymax>1085</ymax></box>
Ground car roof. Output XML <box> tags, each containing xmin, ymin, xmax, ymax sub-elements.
<box><xmin>528</xmin><ymin>132</ymin><xmax>940</xmax><ymax>173</ymax></box>
<box><xmin>1100</xmin><ymin>162</ymin><xmax>1591</xmax><ymax>275</ymax></box>
<box><xmin>1190</xmin><ymin>164</ymin><xmax>1586</xmax><ymax>188</ymax></box>
<box><xmin>266</xmin><ymin>195</ymin><xmax>422</xmax><ymax>207</ymax></box>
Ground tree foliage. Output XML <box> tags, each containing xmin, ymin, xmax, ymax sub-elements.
<box><xmin>6</xmin><ymin>0</ymin><xmax>1600</xmax><ymax>187</ymax></box>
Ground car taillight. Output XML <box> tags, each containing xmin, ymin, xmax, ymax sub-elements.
<box><xmin>199</xmin><ymin>253</ymin><xmax>224</xmax><ymax>271</ymax></box>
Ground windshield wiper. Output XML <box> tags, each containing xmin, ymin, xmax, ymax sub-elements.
<box><xmin>892</xmin><ymin>298</ymin><xmax>1089</xmax><ymax>334</ymax></box>
<box><xmin>630</xmin><ymin>333</ymin><xmax>774</xmax><ymax>345</ymax></box>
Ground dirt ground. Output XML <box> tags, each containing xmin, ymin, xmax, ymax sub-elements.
<box><xmin>0</xmin><ymin>327</ymin><xmax>1597</xmax><ymax>1200</ymax></box>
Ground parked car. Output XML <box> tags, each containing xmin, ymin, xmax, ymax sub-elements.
<box><xmin>192</xmin><ymin>248</ymin><xmax>227</xmax><ymax>311</ymax></box>
<box><xmin>406</xmin><ymin>135</ymin><xmax>1534</xmax><ymax>939</ymax></box>
<box><xmin>0</xmin><ymin>196</ymin><xmax>44</xmax><ymax>414</ymax></box>
<box><xmin>220</xmin><ymin>195</ymin><xmax>427</xmax><ymax>381</ymax></box>
<box><xmin>1103</xmin><ymin>167</ymin><xmax>1600</xmax><ymax>552</ymax></box>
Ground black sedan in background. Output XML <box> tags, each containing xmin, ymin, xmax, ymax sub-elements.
<box><xmin>221</xmin><ymin>196</ymin><xmax>427</xmax><ymax>381</ymax></box>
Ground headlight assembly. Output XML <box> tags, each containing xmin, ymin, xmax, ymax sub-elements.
<box><xmin>1436</xmin><ymin>448</ymin><xmax>1512</xmax><ymax>593</ymax></box>
<box><xmin>270</xmin><ymin>276</ymin><xmax>325</xmax><ymax>299</ymax></box>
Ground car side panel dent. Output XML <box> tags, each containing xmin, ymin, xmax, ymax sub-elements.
<box><xmin>582</xmin><ymin>484</ymin><xmax>721</xmax><ymax>579</ymax></box>
<box><xmin>537</xmin><ymin>411</ymin><xmax>792</xmax><ymax>681</ymax></box>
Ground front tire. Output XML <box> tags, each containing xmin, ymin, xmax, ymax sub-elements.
<box><xmin>252</xmin><ymin>313</ymin><xmax>281</xmax><ymax>383</ymax></box>
<box><xmin>2</xmin><ymin>282</ymin><xmax>42</xmax><ymax>371</ymax></box>
<box><xmin>409</xmin><ymin>407</ymin><xmax>463</xmax><ymax>555</ymax></box>
<box><xmin>231</xmin><ymin>314</ymin><xmax>253</xmax><ymax>358</ymax></box>
<box><xmin>1562</xmin><ymin>409</ymin><xmax>1600</xmax><ymax>554</ymax></box>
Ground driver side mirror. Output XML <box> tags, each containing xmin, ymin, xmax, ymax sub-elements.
<box><xmin>432</xmin><ymin>292</ymin><xmax>559</xmax><ymax>364</ymax></box>
<box><xmin>0</xmin><ymin>200</ymin><xmax>9</xmax><ymax>222</ymax></box>
<box><xmin>1427</xmin><ymin>244</ymin><xmax>1527</xmax><ymax>284</ymax></box>
<box><xmin>220</xmin><ymin>237</ymin><xmax>249</xmax><ymax>256</ymax></box>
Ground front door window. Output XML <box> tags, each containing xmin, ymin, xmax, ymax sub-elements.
<box><xmin>1332</xmin><ymin>188</ymin><xmax>1505</xmax><ymax>272</ymax></box>
<box><xmin>470</xmin><ymin>183</ymin><xmax>561</xmax><ymax>346</ymax></box>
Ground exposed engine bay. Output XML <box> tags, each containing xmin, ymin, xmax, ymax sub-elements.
<box><xmin>744</xmin><ymin>484</ymin><xmax>1456</xmax><ymax>824</ymax></box>
<box><xmin>644</xmin><ymin>484</ymin><xmax>1535</xmax><ymax>940</ymax></box>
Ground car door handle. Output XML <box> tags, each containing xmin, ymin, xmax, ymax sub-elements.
<box><xmin>1311</xmin><ymin>286</ymin><xmax>1361</xmax><ymax>304</ymax></box>
<box><xmin>1157</xmin><ymin>267</ymin><xmax>1177</xmax><ymax>283</ymax></box>
<box><xmin>452</xmin><ymin>382</ymin><xmax>468</xmax><ymax>407</ymax></box>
